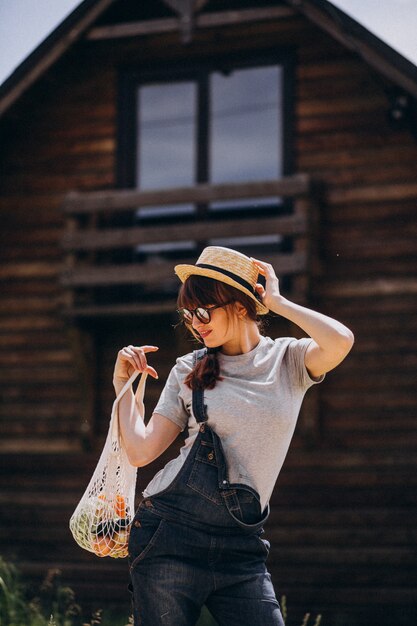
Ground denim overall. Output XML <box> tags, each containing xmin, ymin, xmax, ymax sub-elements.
<box><xmin>128</xmin><ymin>349</ymin><xmax>284</xmax><ymax>626</ymax></box>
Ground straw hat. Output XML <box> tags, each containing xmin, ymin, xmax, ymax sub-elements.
<box><xmin>174</xmin><ymin>246</ymin><xmax>269</xmax><ymax>315</ymax></box>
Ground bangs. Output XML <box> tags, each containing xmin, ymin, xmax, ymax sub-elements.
<box><xmin>177</xmin><ymin>275</ymin><xmax>235</xmax><ymax>310</ymax></box>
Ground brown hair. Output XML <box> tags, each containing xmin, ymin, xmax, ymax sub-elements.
<box><xmin>177</xmin><ymin>275</ymin><xmax>265</xmax><ymax>390</ymax></box>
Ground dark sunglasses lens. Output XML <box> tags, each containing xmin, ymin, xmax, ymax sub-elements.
<box><xmin>196</xmin><ymin>308</ymin><xmax>210</xmax><ymax>323</ymax></box>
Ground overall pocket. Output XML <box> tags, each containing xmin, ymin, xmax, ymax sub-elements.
<box><xmin>235</xmin><ymin>488</ymin><xmax>263</xmax><ymax>524</ymax></box>
<box><xmin>186</xmin><ymin>440</ymin><xmax>223</xmax><ymax>505</ymax></box>
<box><xmin>128</xmin><ymin>510</ymin><xmax>166</xmax><ymax>570</ymax></box>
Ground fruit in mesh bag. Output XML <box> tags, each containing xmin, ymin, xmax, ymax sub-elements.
<box><xmin>91</xmin><ymin>494</ymin><xmax>130</xmax><ymax>556</ymax></box>
<box><xmin>113</xmin><ymin>519</ymin><xmax>129</xmax><ymax>548</ymax></box>
<box><xmin>94</xmin><ymin>494</ymin><xmax>111</xmax><ymax>519</ymax></box>
<box><xmin>92</xmin><ymin>535</ymin><xmax>116</xmax><ymax>557</ymax></box>
<box><xmin>115</xmin><ymin>494</ymin><xmax>126</xmax><ymax>518</ymax></box>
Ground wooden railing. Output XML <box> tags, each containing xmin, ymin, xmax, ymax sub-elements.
<box><xmin>60</xmin><ymin>174</ymin><xmax>313</xmax><ymax>317</ymax></box>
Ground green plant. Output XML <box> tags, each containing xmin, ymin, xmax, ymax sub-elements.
<box><xmin>301</xmin><ymin>613</ymin><xmax>322</xmax><ymax>626</ymax></box>
<box><xmin>0</xmin><ymin>556</ymin><xmax>65</xmax><ymax>626</ymax></box>
<box><xmin>195</xmin><ymin>605</ymin><xmax>217</xmax><ymax>625</ymax></box>
<box><xmin>281</xmin><ymin>594</ymin><xmax>288</xmax><ymax>621</ymax></box>
<box><xmin>0</xmin><ymin>556</ymin><xmax>116</xmax><ymax>626</ymax></box>
<box><xmin>280</xmin><ymin>594</ymin><xmax>322</xmax><ymax>626</ymax></box>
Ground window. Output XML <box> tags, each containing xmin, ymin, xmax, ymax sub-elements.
<box><xmin>118</xmin><ymin>51</ymin><xmax>294</xmax><ymax>280</ymax></box>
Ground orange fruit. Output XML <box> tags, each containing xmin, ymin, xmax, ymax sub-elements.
<box><xmin>91</xmin><ymin>536</ymin><xmax>116</xmax><ymax>557</ymax></box>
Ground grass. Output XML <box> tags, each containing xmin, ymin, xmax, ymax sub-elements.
<box><xmin>0</xmin><ymin>556</ymin><xmax>322</xmax><ymax>626</ymax></box>
<box><xmin>0</xmin><ymin>557</ymin><xmax>113</xmax><ymax>626</ymax></box>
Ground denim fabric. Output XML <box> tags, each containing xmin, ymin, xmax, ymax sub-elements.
<box><xmin>128</xmin><ymin>349</ymin><xmax>284</xmax><ymax>626</ymax></box>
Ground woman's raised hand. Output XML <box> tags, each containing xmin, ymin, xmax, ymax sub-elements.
<box><xmin>113</xmin><ymin>345</ymin><xmax>159</xmax><ymax>381</ymax></box>
<box><xmin>250</xmin><ymin>257</ymin><xmax>282</xmax><ymax>311</ymax></box>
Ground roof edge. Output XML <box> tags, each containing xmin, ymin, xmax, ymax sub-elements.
<box><xmin>285</xmin><ymin>0</ymin><xmax>417</xmax><ymax>98</ymax></box>
<box><xmin>0</xmin><ymin>0</ymin><xmax>115</xmax><ymax>118</ymax></box>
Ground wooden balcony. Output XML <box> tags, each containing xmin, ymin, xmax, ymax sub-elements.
<box><xmin>60</xmin><ymin>175</ymin><xmax>315</xmax><ymax>317</ymax></box>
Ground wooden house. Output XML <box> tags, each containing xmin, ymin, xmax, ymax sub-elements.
<box><xmin>1</xmin><ymin>1</ymin><xmax>417</xmax><ymax>624</ymax></box>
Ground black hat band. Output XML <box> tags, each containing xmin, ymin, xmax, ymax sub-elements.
<box><xmin>195</xmin><ymin>263</ymin><xmax>263</xmax><ymax>303</ymax></box>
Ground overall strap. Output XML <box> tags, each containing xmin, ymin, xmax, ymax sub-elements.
<box><xmin>192</xmin><ymin>348</ymin><xmax>208</xmax><ymax>423</ymax></box>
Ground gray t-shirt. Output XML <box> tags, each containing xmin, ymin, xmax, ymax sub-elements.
<box><xmin>142</xmin><ymin>335</ymin><xmax>324</xmax><ymax>512</ymax></box>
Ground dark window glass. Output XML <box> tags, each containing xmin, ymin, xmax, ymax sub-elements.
<box><xmin>137</xmin><ymin>81</ymin><xmax>196</xmax><ymax>217</ymax></box>
<box><xmin>210</xmin><ymin>66</ymin><xmax>282</xmax><ymax>210</ymax></box>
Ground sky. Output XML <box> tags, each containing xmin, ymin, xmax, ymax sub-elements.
<box><xmin>0</xmin><ymin>0</ymin><xmax>417</xmax><ymax>88</ymax></box>
<box><xmin>331</xmin><ymin>0</ymin><xmax>417</xmax><ymax>65</ymax></box>
<box><xmin>0</xmin><ymin>0</ymin><xmax>81</xmax><ymax>85</ymax></box>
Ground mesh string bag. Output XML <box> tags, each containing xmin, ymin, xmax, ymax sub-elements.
<box><xmin>69</xmin><ymin>370</ymin><xmax>147</xmax><ymax>558</ymax></box>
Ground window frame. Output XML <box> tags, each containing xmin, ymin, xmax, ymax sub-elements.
<box><xmin>116</xmin><ymin>48</ymin><xmax>296</xmax><ymax>192</ymax></box>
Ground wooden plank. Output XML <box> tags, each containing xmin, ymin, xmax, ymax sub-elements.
<box><xmin>318</xmin><ymin>278</ymin><xmax>417</xmax><ymax>298</ymax></box>
<box><xmin>1</xmin><ymin>421</ymin><xmax>81</xmax><ymax>437</ymax></box>
<box><xmin>0</xmin><ymin>348</ymin><xmax>71</xmax><ymax>366</ymax></box>
<box><xmin>328</xmin><ymin>182</ymin><xmax>417</xmax><ymax>205</ymax></box>
<box><xmin>61</xmin><ymin>300</ymin><xmax>177</xmax><ymax>317</ymax></box>
<box><xmin>60</xmin><ymin>252</ymin><xmax>307</xmax><ymax>288</ymax></box>
<box><xmin>297</xmin><ymin>128</ymin><xmax>405</xmax><ymax>153</ymax></box>
<box><xmin>300</xmin><ymin>77</ymin><xmax>383</xmax><ymax>105</ymax></box>
<box><xmin>298</xmin><ymin>94</ymin><xmax>386</xmax><ymax>117</ymax></box>
<box><xmin>0</xmin><ymin>247</ymin><xmax>61</xmax><ymax>262</ymax></box>
<box><xmin>323</xmin><ymin>200</ymin><xmax>417</xmax><ymax>226</ymax></box>
<box><xmin>0</xmin><ymin>439</ymin><xmax>81</xmax><ymax>453</ymax></box>
<box><xmin>0</xmin><ymin>296</ymin><xmax>58</xmax><ymax>315</ymax></box>
<box><xmin>0</xmin><ymin>331</ymin><xmax>67</xmax><ymax>349</ymax></box>
<box><xmin>275</xmin><ymin>467</ymin><xmax>417</xmax><ymax>488</ymax></box>
<box><xmin>0</xmin><ymin>226</ymin><xmax>61</xmax><ymax>246</ymax></box>
<box><xmin>300</xmin><ymin>145</ymin><xmax>417</xmax><ymax>171</ymax></box>
<box><xmin>0</xmin><ymin>404</ymin><xmax>76</xmax><ymax>419</ymax></box>
<box><xmin>0</xmin><ymin>261</ymin><xmax>59</xmax><ymax>280</ymax></box>
<box><xmin>62</xmin><ymin>213</ymin><xmax>307</xmax><ymax>251</ymax></box>
<box><xmin>0</xmin><ymin>316</ymin><xmax>64</xmax><ymax>332</ymax></box>
<box><xmin>0</xmin><ymin>366</ymin><xmax>76</xmax><ymax>384</ymax></box>
<box><xmin>87</xmin><ymin>6</ymin><xmax>296</xmax><ymax>40</ymax></box>
<box><xmin>1</xmin><ymin>385</ymin><xmax>81</xmax><ymax>403</ymax></box>
<box><xmin>62</xmin><ymin>175</ymin><xmax>311</xmax><ymax>213</ymax></box>
<box><xmin>324</xmin><ymin>238</ymin><xmax>417</xmax><ymax>260</ymax></box>
<box><xmin>299</xmin><ymin>111</ymin><xmax>386</xmax><ymax>137</ymax></box>
<box><xmin>263</xmin><ymin>565</ymin><xmax>417</xmax><ymax>587</ymax></box>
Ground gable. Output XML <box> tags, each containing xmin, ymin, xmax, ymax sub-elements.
<box><xmin>1</xmin><ymin>0</ymin><xmax>417</xmax><ymax>121</ymax></box>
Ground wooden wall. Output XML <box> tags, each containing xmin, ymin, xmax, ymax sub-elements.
<box><xmin>1</xmin><ymin>8</ymin><xmax>417</xmax><ymax>626</ymax></box>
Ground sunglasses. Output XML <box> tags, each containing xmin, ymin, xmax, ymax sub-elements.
<box><xmin>177</xmin><ymin>301</ymin><xmax>233</xmax><ymax>325</ymax></box>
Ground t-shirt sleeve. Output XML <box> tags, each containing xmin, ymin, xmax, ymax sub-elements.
<box><xmin>286</xmin><ymin>337</ymin><xmax>325</xmax><ymax>390</ymax></box>
<box><xmin>152</xmin><ymin>356</ymin><xmax>192</xmax><ymax>432</ymax></box>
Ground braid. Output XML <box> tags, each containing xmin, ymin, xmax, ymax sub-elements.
<box><xmin>184</xmin><ymin>347</ymin><xmax>223</xmax><ymax>390</ymax></box>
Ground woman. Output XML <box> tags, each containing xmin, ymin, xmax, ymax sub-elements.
<box><xmin>113</xmin><ymin>246</ymin><xmax>354</xmax><ymax>626</ymax></box>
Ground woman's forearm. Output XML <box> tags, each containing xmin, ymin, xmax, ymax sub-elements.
<box><xmin>270</xmin><ymin>295</ymin><xmax>354</xmax><ymax>355</ymax></box>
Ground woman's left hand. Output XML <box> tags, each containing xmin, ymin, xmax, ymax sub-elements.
<box><xmin>250</xmin><ymin>257</ymin><xmax>283</xmax><ymax>311</ymax></box>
